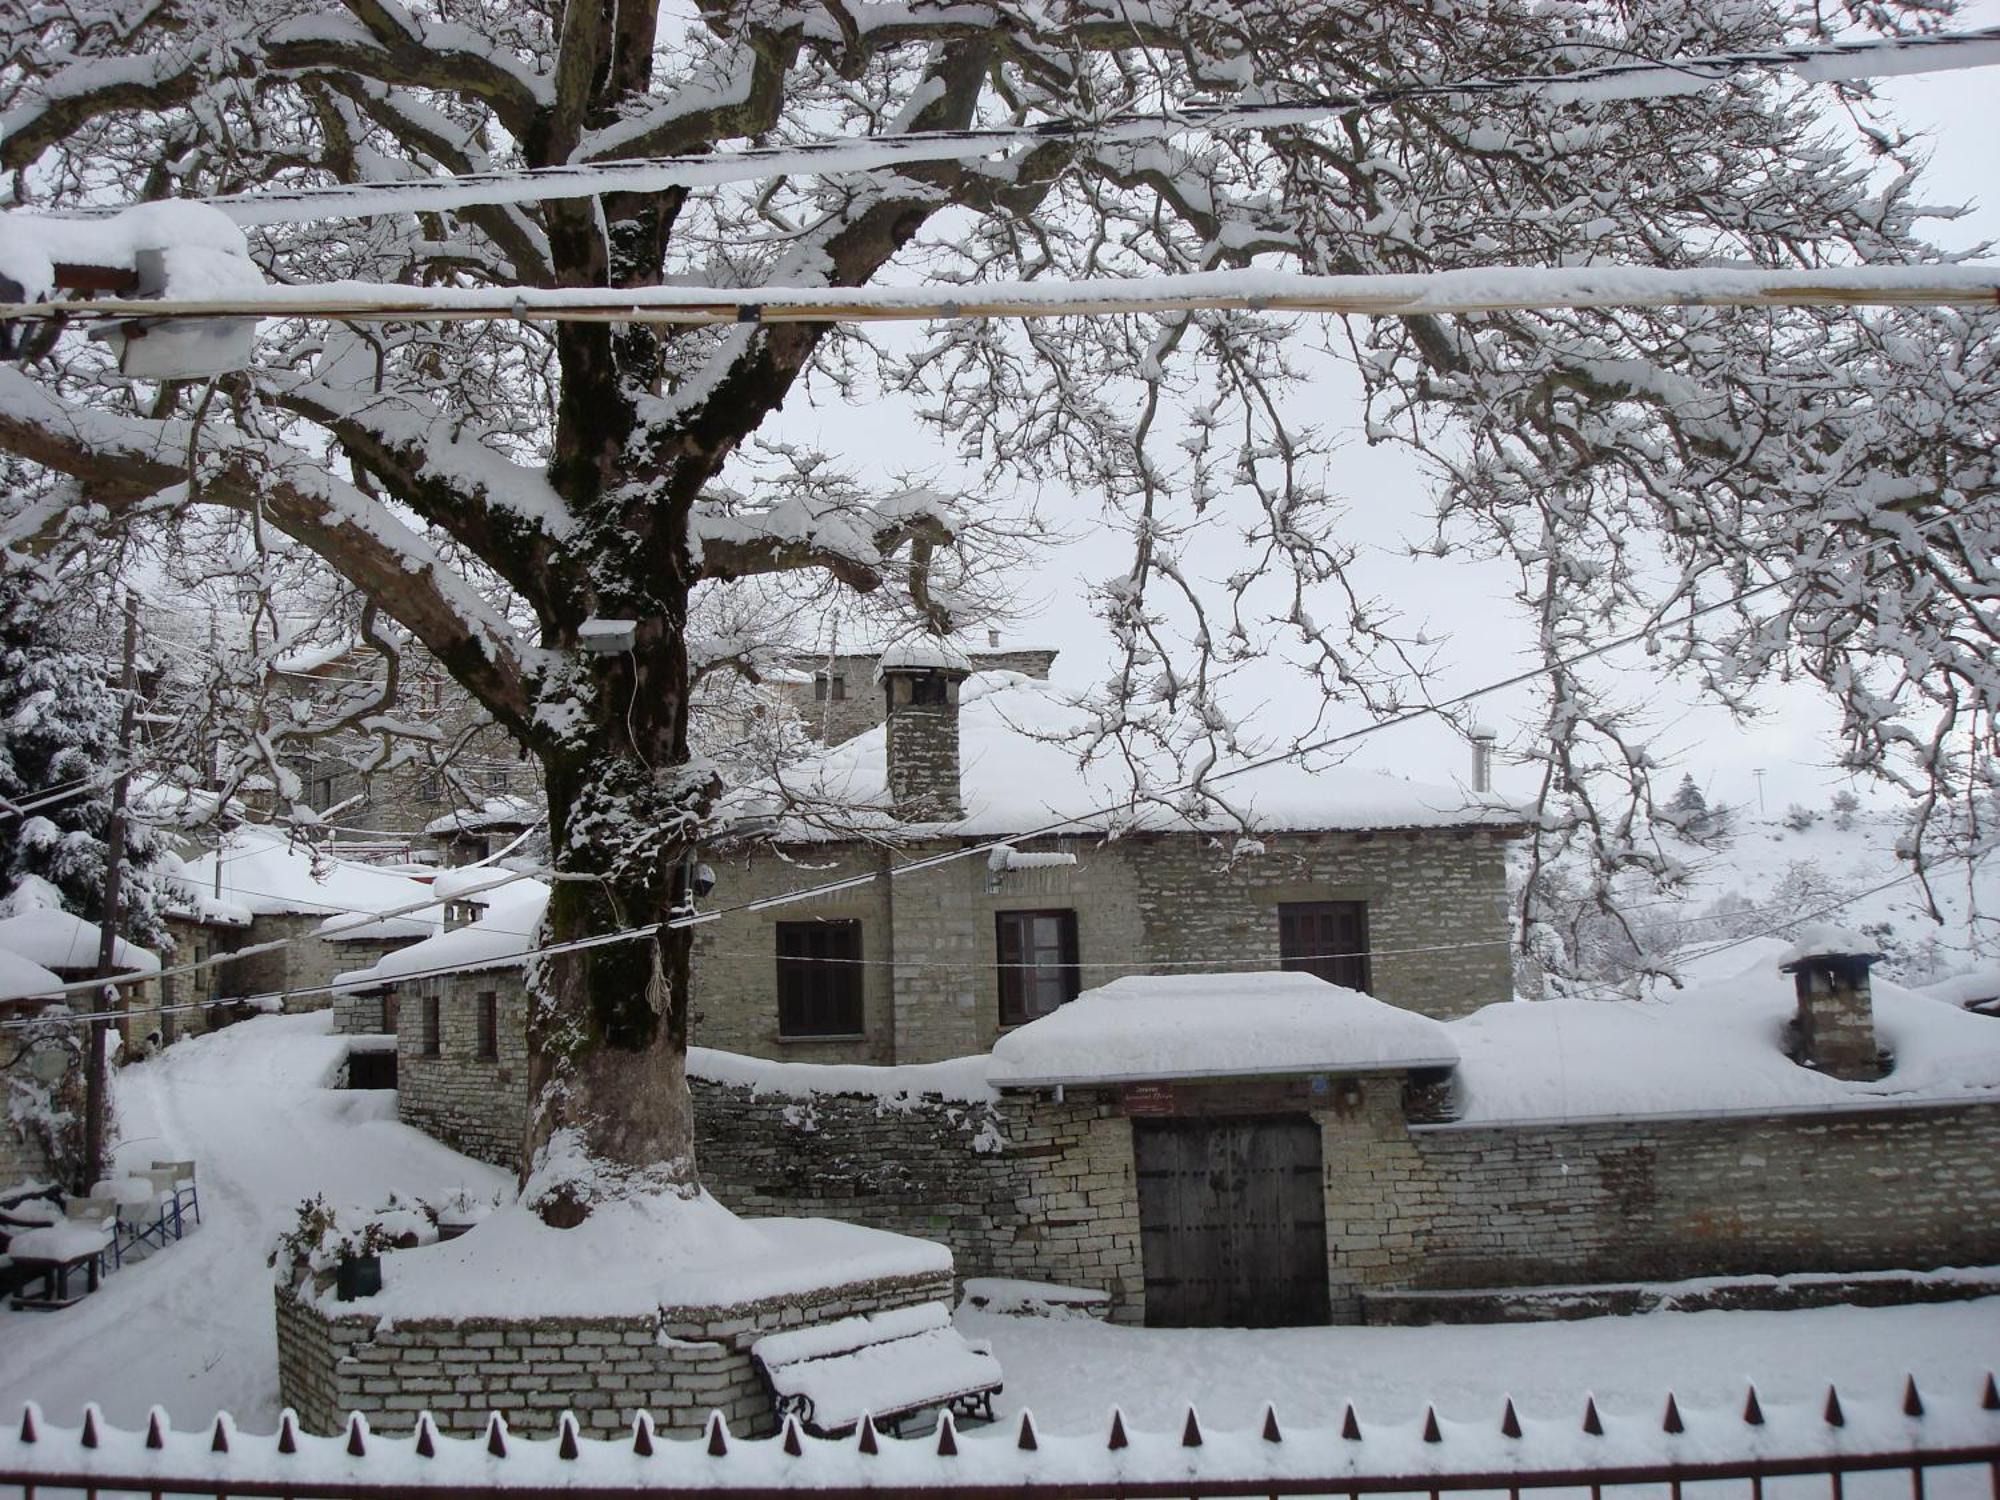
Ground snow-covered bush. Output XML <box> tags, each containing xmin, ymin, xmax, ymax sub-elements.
<box><xmin>1782</xmin><ymin>803</ymin><xmax>1820</xmax><ymax>833</ymax></box>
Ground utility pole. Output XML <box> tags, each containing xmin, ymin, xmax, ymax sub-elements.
<box><xmin>1753</xmin><ymin>767</ymin><xmax>1767</xmax><ymax>815</ymax></box>
<box><xmin>81</xmin><ymin>591</ymin><xmax>139</xmax><ymax>1193</ymax></box>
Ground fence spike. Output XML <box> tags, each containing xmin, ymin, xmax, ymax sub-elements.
<box><xmin>414</xmin><ymin>1415</ymin><xmax>436</xmax><ymax>1459</ymax></box>
<box><xmin>631</xmin><ymin>1413</ymin><xmax>654</xmax><ymax>1458</ymax></box>
<box><xmin>1017</xmin><ymin>1410</ymin><xmax>1039</xmax><ymax>1451</ymax></box>
<box><xmin>1502</xmin><ymin>1398</ymin><xmax>1522</xmax><ymax>1439</ymax></box>
<box><xmin>1824</xmin><ymin>1386</ymin><xmax>1845</xmax><ymax>1428</ymax></box>
<box><xmin>1583</xmin><ymin>1396</ymin><xmax>1603</xmax><ymax>1437</ymax></box>
<box><xmin>1984</xmin><ymin>1374</ymin><xmax>1999</xmax><ymax>1412</ymax></box>
<box><xmin>708</xmin><ymin>1413</ymin><xmax>731</xmax><ymax>1457</ymax></box>
<box><xmin>147</xmin><ymin>1409</ymin><xmax>168</xmax><ymax>1450</ymax></box>
<box><xmin>345</xmin><ymin>1413</ymin><xmax>366</xmax><ymax>1457</ymax></box>
<box><xmin>1182</xmin><ymin>1408</ymin><xmax>1203</xmax><ymax>1447</ymax></box>
<box><xmin>485</xmin><ymin>1413</ymin><xmax>508</xmax><ymax>1457</ymax></box>
<box><xmin>81</xmin><ymin>1406</ymin><xmax>101</xmax><ymax>1450</ymax></box>
<box><xmin>936</xmin><ymin>1411</ymin><xmax>959</xmax><ymax>1457</ymax></box>
<box><xmin>1663</xmin><ymin>1394</ymin><xmax>1685</xmax><ymax>1435</ymax></box>
<box><xmin>276</xmin><ymin>1411</ymin><xmax>297</xmax><ymax>1455</ymax></box>
<box><xmin>856</xmin><ymin>1415</ymin><xmax>877</xmax><ymax>1456</ymax></box>
<box><xmin>1108</xmin><ymin>1410</ymin><xmax>1129</xmax><ymax>1450</ymax></box>
<box><xmin>18</xmin><ymin>1404</ymin><xmax>37</xmax><ymax>1443</ymax></box>
<box><xmin>1744</xmin><ymin>1386</ymin><xmax>1765</xmax><ymax>1426</ymax></box>
<box><xmin>781</xmin><ymin>1416</ymin><xmax>804</xmax><ymax>1458</ymax></box>
<box><xmin>1423</xmin><ymin>1406</ymin><xmax>1442</xmax><ymax>1444</ymax></box>
<box><xmin>210</xmin><ymin>1416</ymin><xmax>230</xmax><ymax>1454</ymax></box>
<box><xmin>1342</xmin><ymin>1403</ymin><xmax>1362</xmax><ymax>1441</ymax></box>
<box><xmin>1262</xmin><ymin>1405</ymin><xmax>1283</xmax><ymax>1444</ymax></box>
<box><xmin>1903</xmin><ymin>1377</ymin><xmax>1924</xmax><ymax>1418</ymax></box>
<box><xmin>559</xmin><ymin>1414</ymin><xmax>581</xmax><ymax>1461</ymax></box>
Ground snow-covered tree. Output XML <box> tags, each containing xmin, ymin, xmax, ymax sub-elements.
<box><xmin>0</xmin><ymin>565</ymin><xmax>165</xmax><ymax>947</ymax></box>
<box><xmin>1</xmin><ymin>0</ymin><xmax>1996</xmax><ymax>1220</ymax></box>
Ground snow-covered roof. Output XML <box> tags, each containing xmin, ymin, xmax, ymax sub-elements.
<box><xmin>987</xmin><ymin>971</ymin><xmax>1460</xmax><ymax>1088</ymax></box>
<box><xmin>428</xmin><ymin>863</ymin><xmax>529</xmax><ymax>905</ymax></box>
<box><xmin>1445</xmin><ymin>956</ymin><xmax>2000</xmax><ymax>1126</ymax></box>
<box><xmin>0</xmin><ymin>945</ymin><xmax>65</xmax><ymax>1003</ymax></box>
<box><xmin>737</xmin><ymin>671</ymin><xmax>1524</xmax><ymax>842</ymax></box>
<box><xmin>1913</xmin><ymin>963</ymin><xmax>2000</xmax><ymax>1010</ymax></box>
<box><xmin>333</xmin><ymin>881</ymin><xmax>548</xmax><ymax>992</ymax></box>
<box><xmin>168</xmin><ymin>828</ymin><xmax>441</xmax><ymax>941</ymax></box>
<box><xmin>423</xmin><ymin>794</ymin><xmax>540</xmax><ymax>837</ymax></box>
<box><xmin>0</xmin><ymin>201</ymin><xmax>256</xmax><ymax>301</ymax></box>
<box><xmin>0</xmin><ymin>909</ymin><xmax>159</xmax><ymax>976</ymax></box>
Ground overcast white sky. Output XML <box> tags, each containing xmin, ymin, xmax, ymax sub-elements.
<box><xmin>760</xmin><ymin>19</ymin><xmax>2000</xmax><ymax>816</ymax></box>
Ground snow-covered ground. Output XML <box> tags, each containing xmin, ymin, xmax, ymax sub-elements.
<box><xmin>3</xmin><ymin>1013</ymin><xmax>1997</xmax><ymax>1446</ymax></box>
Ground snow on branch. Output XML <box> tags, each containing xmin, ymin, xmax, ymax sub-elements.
<box><xmin>53</xmin><ymin>27</ymin><xmax>2000</xmax><ymax>227</ymax></box>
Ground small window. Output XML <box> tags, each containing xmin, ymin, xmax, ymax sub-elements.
<box><xmin>996</xmin><ymin>909</ymin><xmax>1080</xmax><ymax>1027</ymax></box>
<box><xmin>421</xmin><ymin>990</ymin><xmax>441</xmax><ymax>1056</ymax></box>
<box><xmin>381</xmin><ymin>991</ymin><xmax>400</xmax><ymax>1034</ymax></box>
<box><xmin>776</xmin><ymin>920</ymin><xmax>863</xmax><ymax>1037</ymax></box>
<box><xmin>910</xmin><ymin>672</ymin><xmax>948</xmax><ymax>705</ymax></box>
<box><xmin>476</xmin><ymin>990</ymin><xmax>499</xmax><ymax>1061</ymax></box>
<box><xmin>1278</xmin><ymin>901</ymin><xmax>1371</xmax><ymax>993</ymax></box>
<box><xmin>415</xmin><ymin>770</ymin><xmax>444</xmax><ymax>803</ymax></box>
<box><xmin>814</xmin><ymin>673</ymin><xmax>846</xmax><ymax>703</ymax></box>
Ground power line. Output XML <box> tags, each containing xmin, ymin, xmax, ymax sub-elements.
<box><xmin>46</xmin><ymin>26</ymin><xmax>2000</xmax><ymax>227</ymax></box>
<box><xmin>7</xmin><ymin>264</ymin><xmax>1997</xmax><ymax>330</ymax></box>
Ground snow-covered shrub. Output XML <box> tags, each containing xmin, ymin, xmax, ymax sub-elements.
<box><xmin>3</xmin><ymin>1007</ymin><xmax>87</xmax><ymax>1187</ymax></box>
<box><xmin>270</xmin><ymin>1193</ymin><xmax>441</xmax><ymax>1292</ymax></box>
<box><xmin>1831</xmin><ymin>789</ymin><xmax>1862</xmax><ymax>831</ymax></box>
<box><xmin>1782</xmin><ymin>803</ymin><xmax>1820</xmax><ymax>833</ymax></box>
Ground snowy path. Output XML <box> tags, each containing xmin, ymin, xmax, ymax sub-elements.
<box><xmin>3</xmin><ymin>1012</ymin><xmax>1996</xmax><ymax>1446</ymax></box>
<box><xmin>0</xmin><ymin>1014</ymin><xmax>508</xmax><ymax>1429</ymax></box>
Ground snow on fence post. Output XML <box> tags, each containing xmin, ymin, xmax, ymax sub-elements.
<box><xmin>2</xmin><ymin>1381</ymin><xmax>1997</xmax><ymax>1495</ymax></box>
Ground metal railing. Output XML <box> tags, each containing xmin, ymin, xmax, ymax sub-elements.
<box><xmin>3</xmin><ymin>1377</ymin><xmax>1996</xmax><ymax>1499</ymax></box>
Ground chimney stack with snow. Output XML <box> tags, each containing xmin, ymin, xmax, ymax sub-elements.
<box><xmin>878</xmin><ymin>636</ymin><xmax>973</xmax><ymax>821</ymax></box>
<box><xmin>1779</xmin><ymin>926</ymin><xmax>1887</xmax><ymax>1081</ymax></box>
<box><xmin>1470</xmin><ymin>725</ymin><xmax>1496</xmax><ymax>794</ymax></box>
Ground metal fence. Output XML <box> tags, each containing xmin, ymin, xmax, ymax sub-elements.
<box><xmin>3</xmin><ymin>1378</ymin><xmax>1996</xmax><ymax>1500</ymax></box>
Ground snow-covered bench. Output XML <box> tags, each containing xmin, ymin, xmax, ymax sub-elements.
<box><xmin>751</xmin><ymin>1301</ymin><xmax>1002</xmax><ymax>1438</ymax></box>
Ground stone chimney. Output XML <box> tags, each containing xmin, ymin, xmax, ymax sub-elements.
<box><xmin>878</xmin><ymin>635</ymin><xmax>973</xmax><ymax>821</ymax></box>
<box><xmin>1779</xmin><ymin>926</ymin><xmax>1887</xmax><ymax>1081</ymax></box>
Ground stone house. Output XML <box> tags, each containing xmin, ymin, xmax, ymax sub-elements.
<box><xmin>693</xmin><ymin>644</ymin><xmax>1524</xmax><ymax>1066</ymax></box>
<box><xmin>166</xmin><ymin>826</ymin><xmax>440</xmax><ymax>1017</ymax></box>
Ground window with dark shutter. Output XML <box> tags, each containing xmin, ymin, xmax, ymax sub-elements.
<box><xmin>476</xmin><ymin>990</ymin><xmax>499</xmax><ymax>1061</ymax></box>
<box><xmin>421</xmin><ymin>989</ymin><xmax>442</xmax><ymax>1056</ymax></box>
<box><xmin>776</xmin><ymin>920</ymin><xmax>864</xmax><ymax>1036</ymax></box>
<box><xmin>996</xmin><ymin>909</ymin><xmax>1080</xmax><ymax>1027</ymax></box>
<box><xmin>1277</xmin><ymin>901</ymin><xmax>1371</xmax><ymax>992</ymax></box>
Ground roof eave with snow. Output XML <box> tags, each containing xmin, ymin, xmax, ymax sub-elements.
<box><xmin>995</xmin><ymin>1055</ymin><xmax>1463</xmax><ymax>1090</ymax></box>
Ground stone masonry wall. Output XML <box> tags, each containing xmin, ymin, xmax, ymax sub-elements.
<box><xmin>396</xmin><ymin>971</ymin><xmax>530</xmax><ymax>1169</ymax></box>
<box><xmin>693</xmin><ymin>827</ymin><xmax>1517</xmax><ymax>1068</ymax></box>
<box><xmin>276</xmin><ymin>1266</ymin><xmax>951</xmax><ymax>1439</ymax></box>
<box><xmin>692</xmin><ymin>1079</ymin><xmax>1147</xmax><ymax>1319</ymax></box>
<box><xmin>1402</xmin><ymin>1101</ymin><xmax>2000</xmax><ymax>1289</ymax></box>
<box><xmin>689</xmin><ymin>1069</ymin><xmax>2000</xmax><ymax>1325</ymax></box>
<box><xmin>212</xmin><ymin>915</ymin><xmax>418</xmax><ymax>1016</ymax></box>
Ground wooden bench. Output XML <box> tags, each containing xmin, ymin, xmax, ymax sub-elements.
<box><xmin>8</xmin><ymin>1204</ymin><xmax>116</xmax><ymax>1310</ymax></box>
<box><xmin>751</xmin><ymin>1302</ymin><xmax>1002</xmax><ymax>1438</ymax></box>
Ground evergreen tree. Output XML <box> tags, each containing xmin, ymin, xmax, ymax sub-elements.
<box><xmin>1666</xmin><ymin>774</ymin><xmax>1709</xmax><ymax>824</ymax></box>
<box><xmin>0</xmin><ymin>567</ymin><xmax>164</xmax><ymax>947</ymax></box>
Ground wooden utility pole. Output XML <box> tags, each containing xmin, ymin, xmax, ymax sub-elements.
<box><xmin>81</xmin><ymin>591</ymin><xmax>139</xmax><ymax>1193</ymax></box>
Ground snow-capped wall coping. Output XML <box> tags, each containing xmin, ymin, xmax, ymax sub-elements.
<box><xmin>428</xmin><ymin>864</ymin><xmax>532</xmax><ymax>906</ymax></box>
<box><xmin>0</xmin><ymin>201</ymin><xmax>253</xmax><ymax>302</ymax></box>
<box><xmin>423</xmin><ymin>795</ymin><xmax>540</xmax><ymax>837</ymax></box>
<box><xmin>690</xmin><ymin>1047</ymin><xmax>997</xmax><ymax>1105</ymax></box>
<box><xmin>988</xmin><ymin>972</ymin><xmax>1459</xmax><ymax>1089</ymax></box>
<box><xmin>0</xmin><ymin>909</ymin><xmax>159</xmax><ymax>976</ymax></box>
<box><xmin>0</xmin><ymin>945</ymin><xmax>64</xmax><ymax>1002</ymax></box>
<box><xmin>735</xmin><ymin>672</ymin><xmax>1525</xmax><ymax>842</ymax></box>
<box><xmin>874</xmin><ymin>634</ymin><xmax>974</xmax><ymax>678</ymax></box>
<box><xmin>335</xmin><ymin>1194</ymin><xmax>952</xmax><ymax>1322</ymax></box>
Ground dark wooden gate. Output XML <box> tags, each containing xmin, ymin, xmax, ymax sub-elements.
<box><xmin>1133</xmin><ymin>1115</ymin><xmax>1331</xmax><ymax>1328</ymax></box>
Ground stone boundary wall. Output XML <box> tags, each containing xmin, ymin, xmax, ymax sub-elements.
<box><xmin>276</xmin><ymin>1265</ymin><xmax>952</xmax><ymax>1440</ymax></box>
<box><xmin>691</xmin><ymin>1077</ymin><xmax>1145</xmax><ymax>1318</ymax></box>
<box><xmin>1403</xmin><ymin>1100</ymin><xmax>2000</xmax><ymax>1290</ymax></box>
<box><xmin>692</xmin><ymin>1072</ymin><xmax>2000</xmax><ymax>1324</ymax></box>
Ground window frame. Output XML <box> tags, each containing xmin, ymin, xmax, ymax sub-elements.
<box><xmin>995</xmin><ymin>908</ymin><xmax>1081</xmax><ymax>1028</ymax></box>
<box><xmin>475</xmin><ymin>989</ymin><xmax>499</xmax><ymax>1061</ymax></box>
<box><xmin>420</xmin><ymin>987</ymin><xmax>442</xmax><ymax>1057</ymax></box>
<box><xmin>1276</xmin><ymin>900</ymin><xmax>1372</xmax><ymax>993</ymax></box>
<box><xmin>775</xmin><ymin>919</ymin><xmax>865</xmax><ymax>1038</ymax></box>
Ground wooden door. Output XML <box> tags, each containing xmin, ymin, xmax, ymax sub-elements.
<box><xmin>1133</xmin><ymin>1116</ymin><xmax>1331</xmax><ymax>1328</ymax></box>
